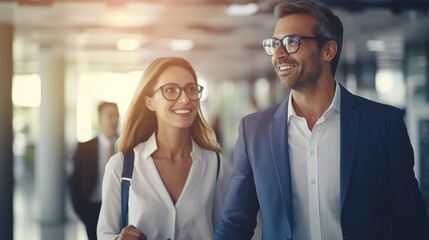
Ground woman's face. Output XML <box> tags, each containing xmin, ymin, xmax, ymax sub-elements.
<box><xmin>145</xmin><ymin>66</ymin><xmax>200</xmax><ymax>131</ymax></box>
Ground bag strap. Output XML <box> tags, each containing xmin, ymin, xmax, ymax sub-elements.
<box><xmin>216</xmin><ymin>152</ymin><xmax>220</xmax><ymax>181</ymax></box>
<box><xmin>120</xmin><ymin>150</ymin><xmax>135</xmax><ymax>229</ymax></box>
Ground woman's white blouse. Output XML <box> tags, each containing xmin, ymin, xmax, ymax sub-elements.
<box><xmin>97</xmin><ymin>134</ymin><xmax>230</xmax><ymax>240</ymax></box>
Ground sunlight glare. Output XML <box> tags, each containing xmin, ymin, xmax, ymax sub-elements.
<box><xmin>76</xmin><ymin>71</ymin><xmax>141</xmax><ymax>142</ymax></box>
<box><xmin>375</xmin><ymin>69</ymin><xmax>405</xmax><ymax>107</ymax></box>
<box><xmin>12</xmin><ymin>74</ymin><xmax>41</xmax><ymax>108</ymax></box>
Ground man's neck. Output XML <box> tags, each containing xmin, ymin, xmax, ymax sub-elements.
<box><xmin>291</xmin><ymin>80</ymin><xmax>336</xmax><ymax>130</ymax></box>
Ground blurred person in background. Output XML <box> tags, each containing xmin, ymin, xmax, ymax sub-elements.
<box><xmin>215</xmin><ymin>1</ymin><xmax>429</xmax><ymax>239</ymax></box>
<box><xmin>97</xmin><ymin>57</ymin><xmax>230</xmax><ymax>240</ymax></box>
<box><xmin>70</xmin><ymin>101</ymin><xmax>120</xmax><ymax>240</ymax></box>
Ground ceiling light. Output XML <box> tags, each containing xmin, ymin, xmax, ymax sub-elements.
<box><xmin>226</xmin><ymin>3</ymin><xmax>259</xmax><ymax>16</ymax></box>
<box><xmin>116</xmin><ymin>38</ymin><xmax>140</xmax><ymax>51</ymax></box>
<box><xmin>169</xmin><ymin>39</ymin><xmax>194</xmax><ymax>51</ymax></box>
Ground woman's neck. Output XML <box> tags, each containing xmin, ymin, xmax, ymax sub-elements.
<box><xmin>154</xmin><ymin>129</ymin><xmax>192</xmax><ymax>162</ymax></box>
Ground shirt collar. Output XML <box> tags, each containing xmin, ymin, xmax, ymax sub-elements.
<box><xmin>287</xmin><ymin>81</ymin><xmax>341</xmax><ymax>124</ymax></box>
<box><xmin>141</xmin><ymin>132</ymin><xmax>203</xmax><ymax>162</ymax></box>
<box><xmin>98</xmin><ymin>133</ymin><xmax>117</xmax><ymax>147</ymax></box>
<box><xmin>331</xmin><ymin>81</ymin><xmax>341</xmax><ymax>113</ymax></box>
<box><xmin>190</xmin><ymin>139</ymin><xmax>203</xmax><ymax>162</ymax></box>
<box><xmin>142</xmin><ymin>133</ymin><xmax>158</xmax><ymax>159</ymax></box>
<box><xmin>287</xmin><ymin>93</ymin><xmax>298</xmax><ymax>124</ymax></box>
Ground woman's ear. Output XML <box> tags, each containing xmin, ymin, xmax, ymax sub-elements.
<box><xmin>145</xmin><ymin>96</ymin><xmax>155</xmax><ymax>111</ymax></box>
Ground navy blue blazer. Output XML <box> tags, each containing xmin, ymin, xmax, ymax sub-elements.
<box><xmin>215</xmin><ymin>85</ymin><xmax>429</xmax><ymax>240</ymax></box>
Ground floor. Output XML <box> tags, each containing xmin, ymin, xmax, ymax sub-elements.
<box><xmin>14</xmin><ymin>158</ymin><xmax>88</xmax><ymax>240</ymax></box>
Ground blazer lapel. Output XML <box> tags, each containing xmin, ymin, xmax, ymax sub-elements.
<box><xmin>339</xmin><ymin>85</ymin><xmax>360</xmax><ymax>210</ymax></box>
<box><xmin>269</xmin><ymin>99</ymin><xmax>293</xmax><ymax>224</ymax></box>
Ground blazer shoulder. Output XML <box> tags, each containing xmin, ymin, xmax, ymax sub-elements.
<box><xmin>243</xmin><ymin>101</ymin><xmax>283</xmax><ymax>124</ymax></box>
<box><xmin>78</xmin><ymin>137</ymin><xmax>98</xmax><ymax>147</ymax></box>
<box><xmin>342</xmin><ymin>85</ymin><xmax>402</xmax><ymax>117</ymax></box>
<box><xmin>74</xmin><ymin>137</ymin><xmax>98</xmax><ymax>155</ymax></box>
<box><xmin>352</xmin><ymin>94</ymin><xmax>402</xmax><ymax>117</ymax></box>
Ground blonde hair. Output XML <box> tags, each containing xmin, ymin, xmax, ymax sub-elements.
<box><xmin>117</xmin><ymin>56</ymin><xmax>222</xmax><ymax>154</ymax></box>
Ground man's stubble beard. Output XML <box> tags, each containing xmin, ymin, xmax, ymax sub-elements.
<box><xmin>277</xmin><ymin>59</ymin><xmax>322</xmax><ymax>91</ymax></box>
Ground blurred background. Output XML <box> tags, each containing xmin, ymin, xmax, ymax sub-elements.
<box><xmin>1</xmin><ymin>0</ymin><xmax>429</xmax><ymax>239</ymax></box>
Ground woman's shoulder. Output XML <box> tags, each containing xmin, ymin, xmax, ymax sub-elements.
<box><xmin>106</xmin><ymin>151</ymin><xmax>125</xmax><ymax>169</ymax></box>
<box><xmin>197</xmin><ymin>147</ymin><xmax>230</xmax><ymax>168</ymax></box>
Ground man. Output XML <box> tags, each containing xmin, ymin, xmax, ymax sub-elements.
<box><xmin>70</xmin><ymin>102</ymin><xmax>119</xmax><ymax>240</ymax></box>
<box><xmin>215</xmin><ymin>1</ymin><xmax>429</xmax><ymax>239</ymax></box>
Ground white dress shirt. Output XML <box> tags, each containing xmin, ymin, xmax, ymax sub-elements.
<box><xmin>97</xmin><ymin>133</ymin><xmax>230</xmax><ymax>240</ymax></box>
<box><xmin>287</xmin><ymin>82</ymin><xmax>343</xmax><ymax>240</ymax></box>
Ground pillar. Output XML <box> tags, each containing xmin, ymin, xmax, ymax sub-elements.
<box><xmin>35</xmin><ymin>47</ymin><xmax>66</xmax><ymax>223</ymax></box>
<box><xmin>0</xmin><ymin>23</ymin><xmax>14</xmax><ymax>240</ymax></box>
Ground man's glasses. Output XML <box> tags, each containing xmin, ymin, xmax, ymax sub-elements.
<box><xmin>154</xmin><ymin>83</ymin><xmax>204</xmax><ymax>101</ymax></box>
<box><xmin>262</xmin><ymin>35</ymin><xmax>326</xmax><ymax>56</ymax></box>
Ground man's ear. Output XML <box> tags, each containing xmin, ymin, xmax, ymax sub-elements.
<box><xmin>145</xmin><ymin>96</ymin><xmax>155</xmax><ymax>111</ymax></box>
<box><xmin>323</xmin><ymin>40</ymin><xmax>337</xmax><ymax>62</ymax></box>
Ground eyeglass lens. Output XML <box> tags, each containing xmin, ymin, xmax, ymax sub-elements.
<box><xmin>262</xmin><ymin>36</ymin><xmax>301</xmax><ymax>56</ymax></box>
<box><xmin>161</xmin><ymin>83</ymin><xmax>203</xmax><ymax>101</ymax></box>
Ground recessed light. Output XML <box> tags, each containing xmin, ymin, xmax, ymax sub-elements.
<box><xmin>116</xmin><ymin>38</ymin><xmax>141</xmax><ymax>51</ymax></box>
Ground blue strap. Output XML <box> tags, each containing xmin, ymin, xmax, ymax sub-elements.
<box><xmin>120</xmin><ymin>150</ymin><xmax>134</xmax><ymax>229</ymax></box>
<box><xmin>216</xmin><ymin>152</ymin><xmax>220</xmax><ymax>181</ymax></box>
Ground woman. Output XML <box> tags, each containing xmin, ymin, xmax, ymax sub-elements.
<box><xmin>97</xmin><ymin>57</ymin><xmax>230</xmax><ymax>240</ymax></box>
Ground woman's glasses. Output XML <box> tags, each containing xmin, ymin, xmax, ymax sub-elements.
<box><xmin>154</xmin><ymin>83</ymin><xmax>204</xmax><ymax>101</ymax></box>
<box><xmin>262</xmin><ymin>35</ymin><xmax>327</xmax><ymax>56</ymax></box>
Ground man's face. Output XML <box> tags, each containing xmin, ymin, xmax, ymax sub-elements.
<box><xmin>271</xmin><ymin>13</ymin><xmax>323</xmax><ymax>90</ymax></box>
<box><xmin>99</xmin><ymin>105</ymin><xmax>119</xmax><ymax>138</ymax></box>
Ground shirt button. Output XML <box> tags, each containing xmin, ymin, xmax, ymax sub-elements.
<box><xmin>311</xmin><ymin>179</ymin><xmax>316</xmax><ymax>184</ymax></box>
<box><xmin>310</xmin><ymin>150</ymin><xmax>314</xmax><ymax>155</ymax></box>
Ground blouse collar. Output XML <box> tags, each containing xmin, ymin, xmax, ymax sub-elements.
<box><xmin>138</xmin><ymin>132</ymin><xmax>203</xmax><ymax>162</ymax></box>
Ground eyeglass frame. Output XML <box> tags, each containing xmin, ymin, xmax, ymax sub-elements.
<box><xmin>152</xmin><ymin>82</ymin><xmax>204</xmax><ymax>101</ymax></box>
<box><xmin>262</xmin><ymin>35</ymin><xmax>329</xmax><ymax>56</ymax></box>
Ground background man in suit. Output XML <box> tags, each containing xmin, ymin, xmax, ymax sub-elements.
<box><xmin>70</xmin><ymin>101</ymin><xmax>119</xmax><ymax>240</ymax></box>
<box><xmin>215</xmin><ymin>1</ymin><xmax>429</xmax><ymax>239</ymax></box>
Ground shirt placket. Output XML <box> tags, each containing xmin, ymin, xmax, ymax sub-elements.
<box><xmin>308</xmin><ymin>124</ymin><xmax>321</xmax><ymax>240</ymax></box>
<box><xmin>166</xmin><ymin>206</ymin><xmax>176</xmax><ymax>240</ymax></box>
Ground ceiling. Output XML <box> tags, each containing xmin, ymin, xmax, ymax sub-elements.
<box><xmin>1</xmin><ymin>0</ymin><xmax>429</xmax><ymax>83</ymax></box>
